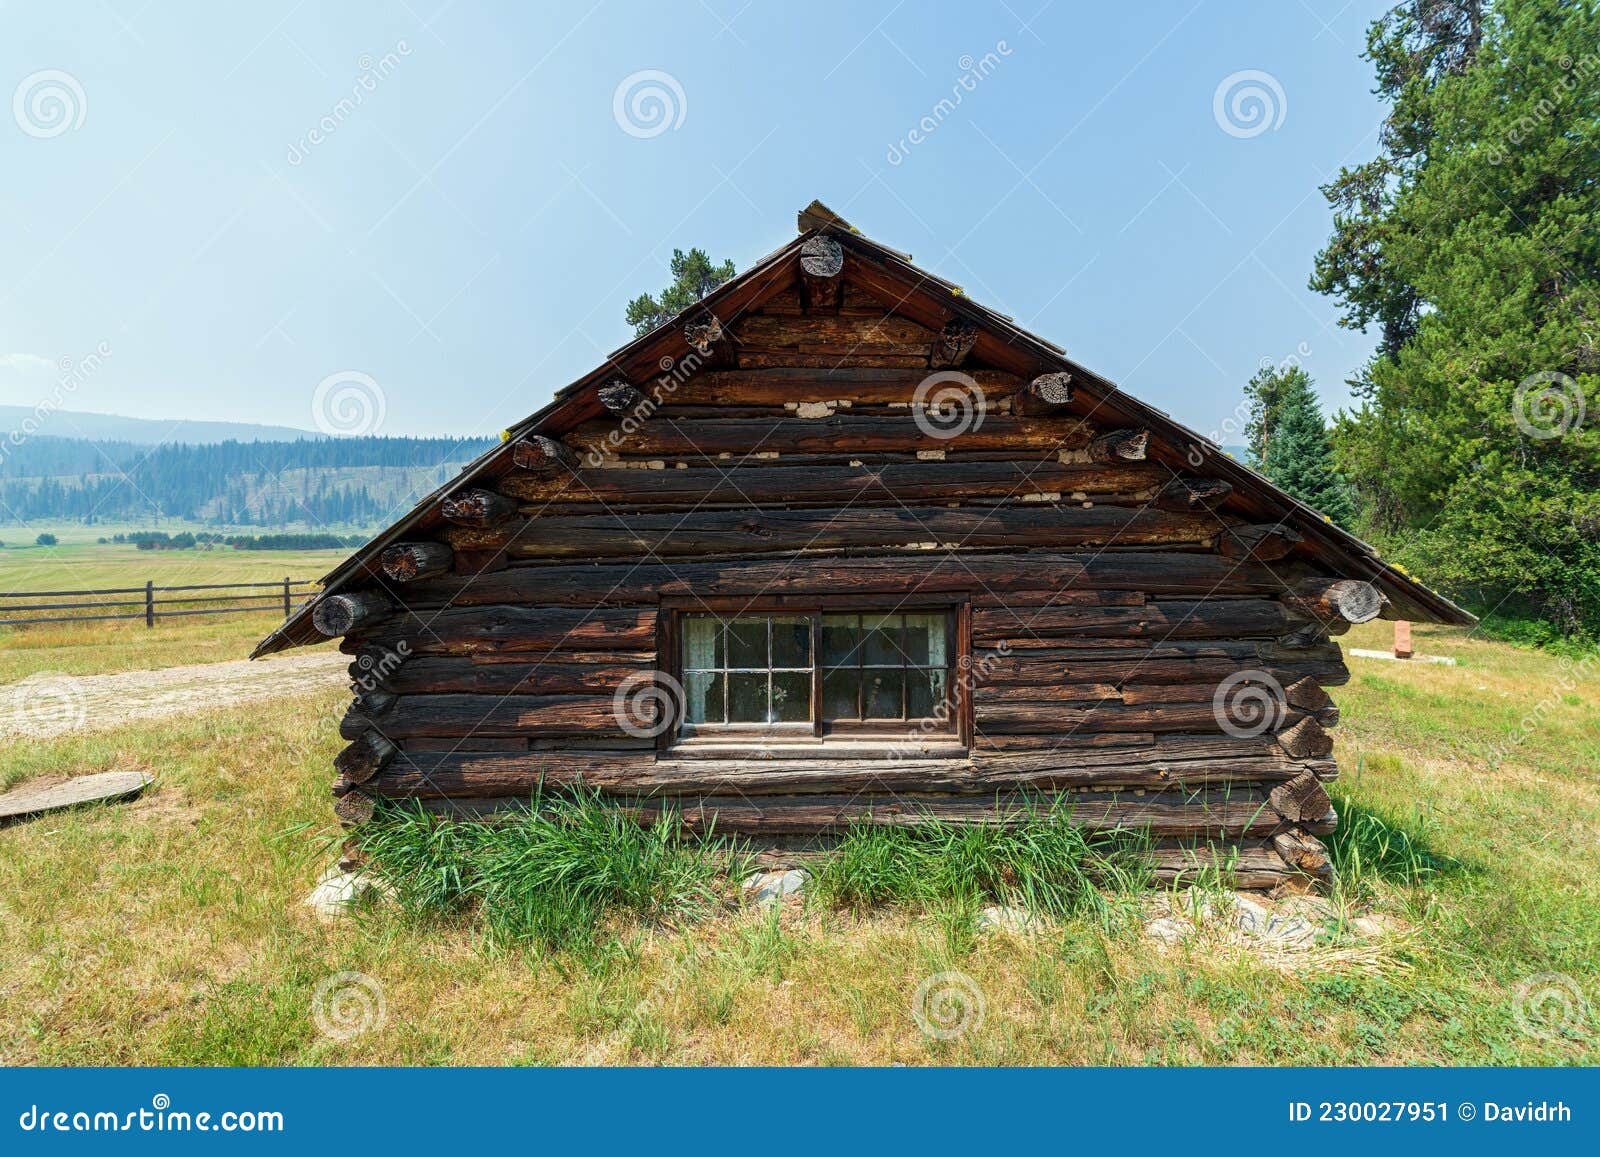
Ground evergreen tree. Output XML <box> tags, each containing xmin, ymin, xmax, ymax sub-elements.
<box><xmin>624</xmin><ymin>248</ymin><xmax>736</xmax><ymax>336</ymax></box>
<box><xmin>1243</xmin><ymin>365</ymin><xmax>1355</xmax><ymax>527</ymax></box>
<box><xmin>1310</xmin><ymin>0</ymin><xmax>1600</xmax><ymax>633</ymax></box>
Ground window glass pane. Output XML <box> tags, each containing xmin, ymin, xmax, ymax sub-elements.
<box><xmin>864</xmin><ymin>669</ymin><xmax>904</xmax><ymax>718</ymax></box>
<box><xmin>683</xmin><ymin>616</ymin><xmax>723</xmax><ymax>670</ymax></box>
<box><xmin>685</xmin><ymin>671</ymin><xmax>723</xmax><ymax>724</ymax></box>
<box><xmin>728</xmin><ymin>672</ymin><xmax>768</xmax><ymax>722</ymax></box>
<box><xmin>770</xmin><ymin>616</ymin><xmax>811</xmax><ymax>668</ymax></box>
<box><xmin>863</xmin><ymin>614</ymin><xmax>904</xmax><ymax>665</ymax></box>
<box><xmin>820</xmin><ymin>615</ymin><xmax>862</xmax><ymax>665</ymax></box>
<box><xmin>726</xmin><ymin>619</ymin><xmax>767</xmax><ymax>668</ymax></box>
<box><xmin>771</xmin><ymin>671</ymin><xmax>811</xmax><ymax>723</ymax></box>
<box><xmin>907</xmin><ymin>668</ymin><xmax>947</xmax><ymax>720</ymax></box>
<box><xmin>902</xmin><ymin>613</ymin><xmax>945</xmax><ymax>666</ymax></box>
<box><xmin>822</xmin><ymin>667</ymin><xmax>861</xmax><ymax>720</ymax></box>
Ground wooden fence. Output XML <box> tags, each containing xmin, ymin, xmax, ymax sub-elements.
<box><xmin>0</xmin><ymin>578</ymin><xmax>319</xmax><ymax>627</ymax></box>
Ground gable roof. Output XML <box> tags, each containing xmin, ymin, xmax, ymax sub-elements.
<box><xmin>253</xmin><ymin>200</ymin><xmax>1473</xmax><ymax>657</ymax></box>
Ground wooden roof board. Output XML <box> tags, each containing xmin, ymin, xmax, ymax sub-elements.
<box><xmin>252</xmin><ymin>202</ymin><xmax>1473</xmax><ymax>658</ymax></box>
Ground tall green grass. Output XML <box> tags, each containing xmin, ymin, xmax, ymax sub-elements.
<box><xmin>812</xmin><ymin>799</ymin><xmax>1151</xmax><ymax>922</ymax></box>
<box><xmin>354</xmin><ymin>792</ymin><xmax>751</xmax><ymax>952</ymax></box>
<box><xmin>1326</xmin><ymin>778</ymin><xmax>1460</xmax><ymax>897</ymax></box>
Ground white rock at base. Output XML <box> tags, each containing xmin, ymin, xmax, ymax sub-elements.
<box><xmin>743</xmin><ymin>868</ymin><xmax>808</xmax><ymax>905</ymax></box>
<box><xmin>1145</xmin><ymin>916</ymin><xmax>1193</xmax><ymax>945</ymax></box>
<box><xmin>304</xmin><ymin>868</ymin><xmax>380</xmax><ymax>919</ymax></box>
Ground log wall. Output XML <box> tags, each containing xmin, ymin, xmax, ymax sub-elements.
<box><xmin>323</xmin><ymin>286</ymin><xmax>1354</xmax><ymax>890</ymax></box>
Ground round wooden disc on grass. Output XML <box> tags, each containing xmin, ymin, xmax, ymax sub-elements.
<box><xmin>0</xmin><ymin>770</ymin><xmax>154</xmax><ymax>821</ymax></box>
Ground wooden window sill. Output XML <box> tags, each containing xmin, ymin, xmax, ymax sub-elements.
<box><xmin>665</xmin><ymin>736</ymin><xmax>967</xmax><ymax>762</ymax></box>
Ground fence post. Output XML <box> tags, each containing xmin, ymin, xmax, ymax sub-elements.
<box><xmin>283</xmin><ymin>576</ymin><xmax>292</xmax><ymax>618</ymax></box>
<box><xmin>145</xmin><ymin>580</ymin><xmax>155</xmax><ymax>628</ymax></box>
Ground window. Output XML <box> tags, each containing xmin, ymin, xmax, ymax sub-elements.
<box><xmin>675</xmin><ymin>608</ymin><xmax>960</xmax><ymax>742</ymax></box>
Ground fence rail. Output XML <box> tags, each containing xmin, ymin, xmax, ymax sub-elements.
<box><xmin>0</xmin><ymin>578</ymin><xmax>320</xmax><ymax>627</ymax></box>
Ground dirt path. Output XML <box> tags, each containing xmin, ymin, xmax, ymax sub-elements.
<box><xmin>3</xmin><ymin>652</ymin><xmax>349</xmax><ymax>739</ymax></box>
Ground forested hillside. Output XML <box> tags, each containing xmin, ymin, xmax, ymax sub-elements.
<box><xmin>0</xmin><ymin>435</ymin><xmax>494</xmax><ymax>527</ymax></box>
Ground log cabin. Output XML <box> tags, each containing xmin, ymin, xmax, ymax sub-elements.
<box><xmin>254</xmin><ymin>200</ymin><xmax>1473</xmax><ymax>891</ymax></box>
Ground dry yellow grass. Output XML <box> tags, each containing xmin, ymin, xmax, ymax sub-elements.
<box><xmin>0</xmin><ymin>623</ymin><xmax>1596</xmax><ymax>1065</ymax></box>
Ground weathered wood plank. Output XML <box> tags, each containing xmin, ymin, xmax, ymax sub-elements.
<box><xmin>353</xmin><ymin>606</ymin><xmax>656</xmax><ymax>656</ymax></box>
<box><xmin>0</xmin><ymin>771</ymin><xmax>153</xmax><ymax>820</ymax></box>
<box><xmin>973</xmin><ymin>599</ymin><xmax>1311</xmax><ymax>644</ymax></box>
<box><xmin>566</xmin><ymin>414</ymin><xmax>1096</xmax><ymax>456</ymax></box>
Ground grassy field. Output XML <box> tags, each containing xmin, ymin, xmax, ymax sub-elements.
<box><xmin>0</xmin><ymin>620</ymin><xmax>1595</xmax><ymax>1065</ymax></box>
<box><xmin>0</xmin><ymin>537</ymin><xmax>349</xmax><ymax>680</ymax></box>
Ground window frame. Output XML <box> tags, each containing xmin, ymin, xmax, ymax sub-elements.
<box><xmin>659</xmin><ymin>597</ymin><xmax>972</xmax><ymax>751</ymax></box>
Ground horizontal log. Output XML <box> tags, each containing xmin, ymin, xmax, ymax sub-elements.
<box><xmin>975</xmin><ymin>650</ymin><xmax>1348</xmax><ymax>688</ymax></box>
<box><xmin>334</xmin><ymin>730</ymin><xmax>398</xmax><ymax>784</ymax></box>
<box><xmin>341</xmin><ymin>693</ymin><xmax>629</xmax><ymax>740</ymax></box>
<box><xmin>1289</xmin><ymin>578</ymin><xmax>1385</xmax><ymax>626</ymax></box>
<box><xmin>443</xmin><ymin>504</ymin><xmax>1219</xmax><ymax>559</ymax></box>
<box><xmin>398</xmin><ymin>551</ymin><xmax>1308</xmax><ymax>608</ymax></box>
<box><xmin>497</xmin><ymin>460</ymin><xmax>1169</xmax><ymax>507</ymax></box>
<box><xmin>735</xmin><ymin>351</ymin><xmax>930</xmax><ymax>369</ymax></box>
<box><xmin>1150</xmin><ymin>841</ymin><xmax>1294</xmax><ymax>890</ymax></box>
<box><xmin>566</xmin><ymin>414</ymin><xmax>1097</xmax><ymax>457</ymax></box>
<box><xmin>1013</xmin><ymin>372</ymin><xmax>1074</xmax><ymax>414</ymax></box>
<box><xmin>973</xmin><ymin>599</ymin><xmax>1312</xmax><ymax>645</ymax></box>
<box><xmin>440</xmin><ymin>488</ymin><xmax>520</xmax><ymax>527</ymax></box>
<box><xmin>735</xmin><ymin>313</ymin><xmax>935</xmax><ymax>354</ymax></box>
<box><xmin>974</xmin><ymin>699</ymin><xmax>1312</xmax><ymax>736</ymax></box>
<box><xmin>668</xmin><ymin>367</ymin><xmax>1024</xmax><ymax>407</ymax></box>
<box><xmin>354</xmin><ymin>606</ymin><xmax>656</xmax><ymax>656</ymax></box>
<box><xmin>1087</xmin><ymin>428</ymin><xmax>1148</xmax><ymax>464</ymax></box>
<box><xmin>930</xmin><ymin>319</ymin><xmax>979</xmax><ymax>368</ymax></box>
<box><xmin>380</xmin><ymin>541</ymin><xmax>453</xmax><ymax>583</ymax></box>
<box><xmin>1272</xmin><ymin>829</ymin><xmax>1334</xmax><ymax>880</ymax></box>
<box><xmin>375</xmin><ymin>656</ymin><xmax>649</xmax><ymax>696</ymax></box>
<box><xmin>313</xmin><ymin>590</ymin><xmax>392</xmax><ymax>637</ymax></box>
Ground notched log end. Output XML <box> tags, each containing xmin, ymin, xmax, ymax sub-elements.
<box><xmin>312</xmin><ymin>590</ymin><xmax>394</xmax><ymax>637</ymax></box>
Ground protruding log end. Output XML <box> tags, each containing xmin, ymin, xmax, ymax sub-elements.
<box><xmin>598</xmin><ymin>379</ymin><xmax>646</xmax><ymax>415</ymax></box>
<box><xmin>1088</xmin><ymin>427</ymin><xmax>1149</xmax><ymax>464</ymax></box>
<box><xmin>1218</xmin><ymin>523</ymin><xmax>1303</xmax><ymax>561</ymax></box>
<box><xmin>379</xmin><ymin>541</ymin><xmax>454</xmax><ymax>583</ymax></box>
<box><xmin>799</xmin><ymin>235</ymin><xmax>844</xmax><ymax>312</ymax></box>
<box><xmin>1293</xmin><ymin>578</ymin><xmax>1385</xmax><ymax>626</ymax></box>
<box><xmin>334</xmin><ymin>791</ymin><xmax>377</xmax><ymax>827</ymax></box>
<box><xmin>334</xmin><ymin>730</ymin><xmax>398</xmax><ymax>785</ymax></box>
<box><xmin>1014</xmin><ymin>372</ymin><xmax>1074</xmax><ymax>413</ymax></box>
<box><xmin>1269</xmin><ymin>769</ymin><xmax>1335</xmax><ymax>824</ymax></box>
<box><xmin>1152</xmin><ymin>476</ymin><xmax>1232</xmax><ymax>512</ymax></box>
<box><xmin>930</xmin><ymin>319</ymin><xmax>979</xmax><ymax>368</ymax></box>
<box><xmin>440</xmin><ymin>487</ymin><xmax>521</xmax><ymax>527</ymax></box>
<box><xmin>683</xmin><ymin>317</ymin><xmax>726</xmax><ymax>358</ymax></box>
<box><xmin>1276</xmin><ymin>716</ymin><xmax>1334</xmax><ymax>761</ymax></box>
<box><xmin>1272</xmin><ymin>829</ymin><xmax>1334</xmax><ymax>882</ymax></box>
<box><xmin>510</xmin><ymin>435</ymin><xmax>579</xmax><ymax>474</ymax></box>
<box><xmin>312</xmin><ymin>590</ymin><xmax>393</xmax><ymax>637</ymax></box>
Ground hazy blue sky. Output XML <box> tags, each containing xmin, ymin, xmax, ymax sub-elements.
<box><xmin>1</xmin><ymin>1</ymin><xmax>1391</xmax><ymax>440</ymax></box>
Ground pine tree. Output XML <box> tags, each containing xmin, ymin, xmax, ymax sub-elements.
<box><xmin>1242</xmin><ymin>365</ymin><xmax>1355</xmax><ymax>527</ymax></box>
<box><xmin>624</xmin><ymin>248</ymin><xmax>737</xmax><ymax>336</ymax></box>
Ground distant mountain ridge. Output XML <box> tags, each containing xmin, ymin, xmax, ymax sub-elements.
<box><xmin>0</xmin><ymin>406</ymin><xmax>324</xmax><ymax>445</ymax></box>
